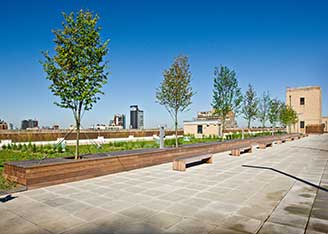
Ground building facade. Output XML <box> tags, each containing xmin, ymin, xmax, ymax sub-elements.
<box><xmin>322</xmin><ymin>116</ymin><xmax>328</xmax><ymax>133</ymax></box>
<box><xmin>286</xmin><ymin>86</ymin><xmax>322</xmax><ymax>134</ymax></box>
<box><xmin>197</xmin><ymin>109</ymin><xmax>238</xmax><ymax>128</ymax></box>
<box><xmin>184</xmin><ymin>120</ymin><xmax>222</xmax><ymax>137</ymax></box>
<box><xmin>113</xmin><ymin>114</ymin><xmax>126</xmax><ymax>129</ymax></box>
<box><xmin>130</xmin><ymin>105</ymin><xmax>144</xmax><ymax>129</ymax></box>
<box><xmin>0</xmin><ymin>120</ymin><xmax>8</xmax><ymax>130</ymax></box>
<box><xmin>21</xmin><ymin>119</ymin><xmax>39</xmax><ymax>130</ymax></box>
<box><xmin>183</xmin><ymin>109</ymin><xmax>238</xmax><ymax>137</ymax></box>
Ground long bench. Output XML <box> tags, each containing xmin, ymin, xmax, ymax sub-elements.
<box><xmin>173</xmin><ymin>154</ymin><xmax>213</xmax><ymax>171</ymax></box>
<box><xmin>230</xmin><ymin>146</ymin><xmax>252</xmax><ymax>156</ymax></box>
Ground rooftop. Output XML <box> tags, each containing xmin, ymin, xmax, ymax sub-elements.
<box><xmin>286</xmin><ymin>86</ymin><xmax>321</xmax><ymax>92</ymax></box>
<box><xmin>183</xmin><ymin>119</ymin><xmax>221</xmax><ymax>125</ymax></box>
<box><xmin>1</xmin><ymin>135</ymin><xmax>328</xmax><ymax>233</ymax></box>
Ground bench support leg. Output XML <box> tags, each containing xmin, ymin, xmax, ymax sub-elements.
<box><xmin>206</xmin><ymin>157</ymin><xmax>213</xmax><ymax>164</ymax></box>
<box><xmin>231</xmin><ymin>149</ymin><xmax>241</xmax><ymax>156</ymax></box>
<box><xmin>258</xmin><ymin>144</ymin><xmax>266</xmax><ymax>149</ymax></box>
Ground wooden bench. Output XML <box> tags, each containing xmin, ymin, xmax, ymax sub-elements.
<box><xmin>257</xmin><ymin>141</ymin><xmax>273</xmax><ymax>149</ymax></box>
<box><xmin>231</xmin><ymin>146</ymin><xmax>252</xmax><ymax>156</ymax></box>
<box><xmin>173</xmin><ymin>154</ymin><xmax>213</xmax><ymax>171</ymax></box>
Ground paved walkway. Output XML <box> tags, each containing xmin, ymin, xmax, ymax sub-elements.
<box><xmin>1</xmin><ymin>135</ymin><xmax>327</xmax><ymax>234</ymax></box>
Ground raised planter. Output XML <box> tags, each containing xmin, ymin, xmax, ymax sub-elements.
<box><xmin>3</xmin><ymin>134</ymin><xmax>301</xmax><ymax>189</ymax></box>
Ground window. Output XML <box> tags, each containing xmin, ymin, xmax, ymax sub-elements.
<box><xmin>197</xmin><ymin>125</ymin><xmax>203</xmax><ymax>134</ymax></box>
<box><xmin>300</xmin><ymin>97</ymin><xmax>305</xmax><ymax>105</ymax></box>
<box><xmin>300</xmin><ymin>121</ymin><xmax>305</xmax><ymax>129</ymax></box>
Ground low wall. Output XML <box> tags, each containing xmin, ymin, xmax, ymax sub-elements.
<box><xmin>3</xmin><ymin>134</ymin><xmax>302</xmax><ymax>189</ymax></box>
<box><xmin>306</xmin><ymin>124</ymin><xmax>325</xmax><ymax>134</ymax></box>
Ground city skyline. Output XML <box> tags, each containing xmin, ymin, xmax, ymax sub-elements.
<box><xmin>2</xmin><ymin>0</ymin><xmax>328</xmax><ymax>129</ymax></box>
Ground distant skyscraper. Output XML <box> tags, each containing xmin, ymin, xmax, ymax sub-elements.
<box><xmin>130</xmin><ymin>105</ymin><xmax>144</xmax><ymax>129</ymax></box>
<box><xmin>21</xmin><ymin>119</ymin><xmax>38</xmax><ymax>130</ymax></box>
<box><xmin>113</xmin><ymin>114</ymin><xmax>126</xmax><ymax>129</ymax></box>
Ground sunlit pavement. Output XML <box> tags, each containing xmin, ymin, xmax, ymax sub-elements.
<box><xmin>1</xmin><ymin>134</ymin><xmax>327</xmax><ymax>234</ymax></box>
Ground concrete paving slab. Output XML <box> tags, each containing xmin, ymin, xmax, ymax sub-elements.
<box><xmin>1</xmin><ymin>134</ymin><xmax>328</xmax><ymax>234</ymax></box>
<box><xmin>165</xmin><ymin>217</ymin><xmax>217</xmax><ymax>234</ymax></box>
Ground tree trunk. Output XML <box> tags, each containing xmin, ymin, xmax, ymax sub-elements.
<box><xmin>75</xmin><ymin>121</ymin><xmax>80</xmax><ymax>160</ymax></box>
<box><xmin>221</xmin><ymin>117</ymin><xmax>226</xmax><ymax>141</ymax></box>
<box><xmin>248</xmin><ymin>119</ymin><xmax>251</xmax><ymax>129</ymax></box>
<box><xmin>175</xmin><ymin>111</ymin><xmax>178</xmax><ymax>148</ymax></box>
<box><xmin>262</xmin><ymin>121</ymin><xmax>265</xmax><ymax>133</ymax></box>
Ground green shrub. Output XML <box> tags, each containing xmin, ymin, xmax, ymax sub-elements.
<box><xmin>32</xmin><ymin>144</ymin><xmax>37</xmax><ymax>153</ymax></box>
<box><xmin>12</xmin><ymin>144</ymin><xmax>16</xmax><ymax>150</ymax></box>
<box><xmin>2</xmin><ymin>145</ymin><xmax>7</xmax><ymax>150</ymax></box>
<box><xmin>28</xmin><ymin>142</ymin><xmax>32</xmax><ymax>150</ymax></box>
<box><xmin>22</xmin><ymin>144</ymin><xmax>28</xmax><ymax>152</ymax></box>
<box><xmin>39</xmin><ymin>145</ymin><xmax>44</xmax><ymax>153</ymax></box>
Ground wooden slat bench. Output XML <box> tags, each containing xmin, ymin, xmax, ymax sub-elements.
<box><xmin>257</xmin><ymin>141</ymin><xmax>273</xmax><ymax>149</ymax></box>
<box><xmin>230</xmin><ymin>146</ymin><xmax>252</xmax><ymax>156</ymax></box>
<box><xmin>173</xmin><ymin>154</ymin><xmax>213</xmax><ymax>171</ymax></box>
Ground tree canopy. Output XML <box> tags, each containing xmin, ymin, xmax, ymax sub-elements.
<box><xmin>212</xmin><ymin>66</ymin><xmax>242</xmax><ymax>132</ymax></box>
<box><xmin>156</xmin><ymin>55</ymin><xmax>194</xmax><ymax>147</ymax></box>
<box><xmin>280</xmin><ymin>105</ymin><xmax>298</xmax><ymax>133</ymax></box>
<box><xmin>242</xmin><ymin>84</ymin><xmax>259</xmax><ymax>129</ymax></box>
<box><xmin>258</xmin><ymin>91</ymin><xmax>270</xmax><ymax>128</ymax></box>
<box><xmin>42</xmin><ymin>10</ymin><xmax>109</xmax><ymax>159</ymax></box>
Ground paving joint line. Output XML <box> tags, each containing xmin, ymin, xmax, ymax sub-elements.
<box><xmin>303</xmin><ymin>159</ymin><xmax>328</xmax><ymax>234</ymax></box>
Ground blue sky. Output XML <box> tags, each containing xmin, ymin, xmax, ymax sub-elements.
<box><xmin>1</xmin><ymin>0</ymin><xmax>327</xmax><ymax>129</ymax></box>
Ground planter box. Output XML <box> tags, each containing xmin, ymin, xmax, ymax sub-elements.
<box><xmin>3</xmin><ymin>134</ymin><xmax>300</xmax><ymax>189</ymax></box>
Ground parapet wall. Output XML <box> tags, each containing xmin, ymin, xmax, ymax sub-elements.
<box><xmin>0</xmin><ymin>129</ymin><xmax>184</xmax><ymax>142</ymax></box>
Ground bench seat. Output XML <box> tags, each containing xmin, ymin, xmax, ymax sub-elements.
<box><xmin>257</xmin><ymin>141</ymin><xmax>273</xmax><ymax>149</ymax></box>
<box><xmin>173</xmin><ymin>154</ymin><xmax>213</xmax><ymax>171</ymax></box>
<box><xmin>231</xmin><ymin>146</ymin><xmax>252</xmax><ymax>156</ymax></box>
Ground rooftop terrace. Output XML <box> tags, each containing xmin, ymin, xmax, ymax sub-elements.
<box><xmin>1</xmin><ymin>134</ymin><xmax>327</xmax><ymax>234</ymax></box>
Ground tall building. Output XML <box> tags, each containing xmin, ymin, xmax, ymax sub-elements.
<box><xmin>21</xmin><ymin>119</ymin><xmax>38</xmax><ymax>130</ymax></box>
<box><xmin>130</xmin><ymin>105</ymin><xmax>144</xmax><ymax>129</ymax></box>
<box><xmin>0</xmin><ymin>119</ymin><xmax>8</xmax><ymax>130</ymax></box>
<box><xmin>113</xmin><ymin>114</ymin><xmax>126</xmax><ymax>129</ymax></box>
<box><xmin>286</xmin><ymin>86</ymin><xmax>323</xmax><ymax>134</ymax></box>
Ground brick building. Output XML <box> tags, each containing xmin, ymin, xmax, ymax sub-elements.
<box><xmin>0</xmin><ymin>120</ymin><xmax>8</xmax><ymax>130</ymax></box>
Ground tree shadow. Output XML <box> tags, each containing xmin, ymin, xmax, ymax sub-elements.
<box><xmin>242</xmin><ymin>165</ymin><xmax>328</xmax><ymax>192</ymax></box>
<box><xmin>0</xmin><ymin>194</ymin><xmax>17</xmax><ymax>203</ymax></box>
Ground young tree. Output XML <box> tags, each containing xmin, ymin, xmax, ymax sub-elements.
<box><xmin>156</xmin><ymin>55</ymin><xmax>194</xmax><ymax>148</ymax></box>
<box><xmin>258</xmin><ymin>91</ymin><xmax>270</xmax><ymax>128</ymax></box>
<box><xmin>242</xmin><ymin>84</ymin><xmax>259</xmax><ymax>129</ymax></box>
<box><xmin>268</xmin><ymin>98</ymin><xmax>283</xmax><ymax>135</ymax></box>
<box><xmin>42</xmin><ymin>10</ymin><xmax>109</xmax><ymax>159</ymax></box>
<box><xmin>212</xmin><ymin>66</ymin><xmax>243</xmax><ymax>135</ymax></box>
<box><xmin>280</xmin><ymin>105</ymin><xmax>298</xmax><ymax>133</ymax></box>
